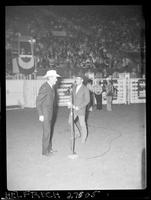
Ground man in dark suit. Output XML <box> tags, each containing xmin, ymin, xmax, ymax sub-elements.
<box><xmin>68</xmin><ymin>75</ymin><xmax>90</xmax><ymax>143</ymax></box>
<box><xmin>36</xmin><ymin>70</ymin><xmax>60</xmax><ymax>156</ymax></box>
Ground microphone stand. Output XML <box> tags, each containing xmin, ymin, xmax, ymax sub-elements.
<box><xmin>68</xmin><ymin>85</ymin><xmax>78</xmax><ymax>159</ymax></box>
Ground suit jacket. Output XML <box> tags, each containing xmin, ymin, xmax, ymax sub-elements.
<box><xmin>72</xmin><ymin>84</ymin><xmax>90</xmax><ymax>115</ymax></box>
<box><xmin>36</xmin><ymin>82</ymin><xmax>55</xmax><ymax>116</ymax></box>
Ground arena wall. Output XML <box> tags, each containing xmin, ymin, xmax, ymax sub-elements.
<box><xmin>6</xmin><ymin>78</ymin><xmax>146</xmax><ymax>109</ymax></box>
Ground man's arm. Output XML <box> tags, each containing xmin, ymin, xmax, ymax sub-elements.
<box><xmin>36</xmin><ymin>84</ymin><xmax>47</xmax><ymax>116</ymax></box>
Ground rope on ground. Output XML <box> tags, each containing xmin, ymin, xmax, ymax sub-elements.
<box><xmin>82</xmin><ymin>124</ymin><xmax>122</xmax><ymax>160</ymax></box>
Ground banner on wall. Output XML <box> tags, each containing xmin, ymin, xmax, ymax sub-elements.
<box><xmin>13</xmin><ymin>35</ymin><xmax>36</xmax><ymax>75</ymax></box>
<box><xmin>17</xmin><ymin>55</ymin><xmax>35</xmax><ymax>74</ymax></box>
<box><xmin>12</xmin><ymin>56</ymin><xmax>35</xmax><ymax>75</ymax></box>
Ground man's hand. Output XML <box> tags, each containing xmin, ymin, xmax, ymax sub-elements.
<box><xmin>67</xmin><ymin>102</ymin><xmax>80</xmax><ymax>110</ymax></box>
<box><xmin>39</xmin><ymin>115</ymin><xmax>44</xmax><ymax>122</ymax></box>
<box><xmin>67</xmin><ymin>101</ymin><xmax>72</xmax><ymax>108</ymax></box>
<box><xmin>73</xmin><ymin>106</ymin><xmax>80</xmax><ymax>110</ymax></box>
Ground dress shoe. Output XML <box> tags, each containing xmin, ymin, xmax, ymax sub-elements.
<box><xmin>42</xmin><ymin>152</ymin><xmax>53</xmax><ymax>157</ymax></box>
<box><xmin>49</xmin><ymin>149</ymin><xmax>58</xmax><ymax>153</ymax></box>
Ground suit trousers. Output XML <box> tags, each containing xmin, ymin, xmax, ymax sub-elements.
<box><xmin>42</xmin><ymin>108</ymin><xmax>53</xmax><ymax>154</ymax></box>
<box><xmin>69</xmin><ymin>113</ymin><xmax>87</xmax><ymax>142</ymax></box>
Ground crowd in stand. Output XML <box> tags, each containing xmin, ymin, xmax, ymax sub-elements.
<box><xmin>6</xmin><ymin>6</ymin><xmax>145</xmax><ymax>78</ymax></box>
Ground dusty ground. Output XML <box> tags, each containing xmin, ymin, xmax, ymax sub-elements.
<box><xmin>6</xmin><ymin>104</ymin><xmax>146</xmax><ymax>190</ymax></box>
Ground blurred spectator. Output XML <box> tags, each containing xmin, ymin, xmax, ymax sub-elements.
<box><xmin>93</xmin><ymin>80</ymin><xmax>103</xmax><ymax>110</ymax></box>
<box><xmin>104</xmin><ymin>78</ymin><xmax>114</xmax><ymax>111</ymax></box>
<box><xmin>130</xmin><ymin>68</ymin><xmax>137</xmax><ymax>78</ymax></box>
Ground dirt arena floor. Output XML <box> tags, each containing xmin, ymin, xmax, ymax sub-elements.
<box><xmin>6</xmin><ymin>104</ymin><xmax>146</xmax><ymax>190</ymax></box>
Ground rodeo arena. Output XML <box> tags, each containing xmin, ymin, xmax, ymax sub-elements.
<box><xmin>5</xmin><ymin>5</ymin><xmax>146</xmax><ymax>192</ymax></box>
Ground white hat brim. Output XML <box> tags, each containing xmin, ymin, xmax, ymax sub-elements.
<box><xmin>43</xmin><ymin>74</ymin><xmax>61</xmax><ymax>78</ymax></box>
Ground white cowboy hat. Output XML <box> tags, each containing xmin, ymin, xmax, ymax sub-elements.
<box><xmin>43</xmin><ymin>70</ymin><xmax>61</xmax><ymax>78</ymax></box>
